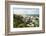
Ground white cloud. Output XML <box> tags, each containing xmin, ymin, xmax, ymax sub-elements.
<box><xmin>13</xmin><ymin>8</ymin><xmax>39</xmax><ymax>14</ymax></box>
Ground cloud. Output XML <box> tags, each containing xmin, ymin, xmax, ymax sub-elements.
<box><xmin>13</xmin><ymin>8</ymin><xmax>39</xmax><ymax>14</ymax></box>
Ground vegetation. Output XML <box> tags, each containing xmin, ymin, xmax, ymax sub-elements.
<box><xmin>13</xmin><ymin>14</ymin><xmax>39</xmax><ymax>28</ymax></box>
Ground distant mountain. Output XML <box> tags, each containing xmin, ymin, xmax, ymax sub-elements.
<box><xmin>25</xmin><ymin>14</ymin><xmax>39</xmax><ymax>15</ymax></box>
<box><xmin>17</xmin><ymin>14</ymin><xmax>39</xmax><ymax>16</ymax></box>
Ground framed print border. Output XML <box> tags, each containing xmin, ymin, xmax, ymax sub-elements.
<box><xmin>5</xmin><ymin>1</ymin><xmax>45</xmax><ymax>36</ymax></box>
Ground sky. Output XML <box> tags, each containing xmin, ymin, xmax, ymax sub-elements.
<box><xmin>13</xmin><ymin>8</ymin><xmax>39</xmax><ymax>15</ymax></box>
